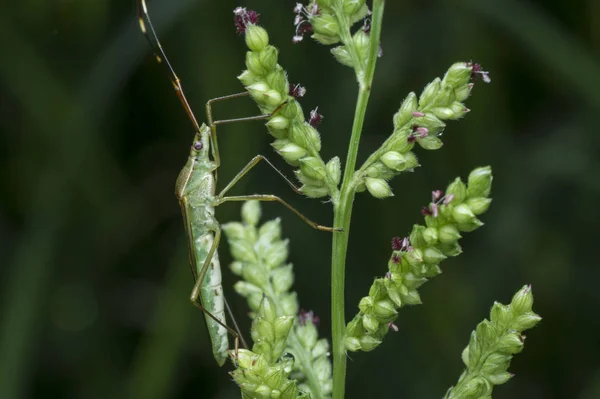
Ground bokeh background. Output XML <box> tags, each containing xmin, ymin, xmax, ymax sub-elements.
<box><xmin>1</xmin><ymin>0</ymin><xmax>599</xmax><ymax>398</ymax></box>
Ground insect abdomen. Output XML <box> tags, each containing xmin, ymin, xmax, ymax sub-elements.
<box><xmin>194</xmin><ymin>228</ymin><xmax>228</xmax><ymax>365</ymax></box>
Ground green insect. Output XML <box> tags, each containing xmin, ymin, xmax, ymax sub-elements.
<box><xmin>137</xmin><ymin>0</ymin><xmax>340</xmax><ymax>366</ymax></box>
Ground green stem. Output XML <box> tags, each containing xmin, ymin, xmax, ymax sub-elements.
<box><xmin>331</xmin><ymin>2</ymin><xmax>385</xmax><ymax>398</ymax></box>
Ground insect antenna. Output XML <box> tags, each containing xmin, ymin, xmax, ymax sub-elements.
<box><xmin>136</xmin><ymin>0</ymin><xmax>202</xmax><ymax>134</ymax></box>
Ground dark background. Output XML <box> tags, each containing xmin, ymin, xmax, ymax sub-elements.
<box><xmin>1</xmin><ymin>0</ymin><xmax>599</xmax><ymax>398</ymax></box>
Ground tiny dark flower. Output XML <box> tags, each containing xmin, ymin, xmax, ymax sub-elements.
<box><xmin>407</xmin><ymin>134</ymin><xmax>417</xmax><ymax>143</ymax></box>
<box><xmin>431</xmin><ymin>203</ymin><xmax>439</xmax><ymax>217</ymax></box>
<box><xmin>385</xmin><ymin>271</ymin><xmax>392</xmax><ymax>278</ymax></box>
<box><xmin>233</xmin><ymin>7</ymin><xmax>259</xmax><ymax>34</ymax></box>
<box><xmin>469</xmin><ymin>62</ymin><xmax>491</xmax><ymax>83</ymax></box>
<box><xmin>308</xmin><ymin>3</ymin><xmax>320</xmax><ymax>15</ymax></box>
<box><xmin>391</xmin><ymin>236</ymin><xmax>403</xmax><ymax>250</ymax></box>
<box><xmin>432</xmin><ymin>190</ymin><xmax>443</xmax><ymax>202</ymax></box>
<box><xmin>298</xmin><ymin>309</ymin><xmax>320</xmax><ymax>326</ymax></box>
<box><xmin>363</xmin><ymin>11</ymin><xmax>372</xmax><ymax>34</ymax></box>
<box><xmin>289</xmin><ymin>83</ymin><xmax>307</xmax><ymax>98</ymax></box>
<box><xmin>293</xmin><ymin>20</ymin><xmax>313</xmax><ymax>43</ymax></box>
<box><xmin>309</xmin><ymin>107</ymin><xmax>323</xmax><ymax>127</ymax></box>
<box><xmin>292</xmin><ymin>3</ymin><xmax>318</xmax><ymax>43</ymax></box>
<box><xmin>421</xmin><ymin>205</ymin><xmax>433</xmax><ymax>216</ymax></box>
<box><xmin>391</xmin><ymin>254</ymin><xmax>400</xmax><ymax>264</ymax></box>
<box><xmin>415</xmin><ymin>127</ymin><xmax>429</xmax><ymax>138</ymax></box>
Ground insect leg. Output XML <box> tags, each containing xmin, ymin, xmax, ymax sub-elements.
<box><xmin>218</xmin><ymin>155</ymin><xmax>302</xmax><ymax>197</ymax></box>
<box><xmin>219</xmin><ymin>195</ymin><xmax>342</xmax><ymax>233</ymax></box>
<box><xmin>206</xmin><ymin>99</ymin><xmax>288</xmax><ymax>168</ymax></box>
<box><xmin>190</xmin><ymin>227</ymin><xmax>246</xmax><ymax>364</ymax></box>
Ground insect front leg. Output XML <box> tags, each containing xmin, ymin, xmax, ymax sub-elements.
<box><xmin>206</xmin><ymin>97</ymin><xmax>288</xmax><ymax>169</ymax></box>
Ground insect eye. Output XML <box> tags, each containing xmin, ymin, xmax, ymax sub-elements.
<box><xmin>192</xmin><ymin>141</ymin><xmax>203</xmax><ymax>151</ymax></box>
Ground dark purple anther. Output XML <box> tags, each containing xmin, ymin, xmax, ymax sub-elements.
<box><xmin>289</xmin><ymin>83</ymin><xmax>307</xmax><ymax>98</ymax></box>
<box><xmin>363</xmin><ymin>10</ymin><xmax>372</xmax><ymax>34</ymax></box>
<box><xmin>298</xmin><ymin>309</ymin><xmax>320</xmax><ymax>327</ymax></box>
<box><xmin>421</xmin><ymin>206</ymin><xmax>433</xmax><ymax>216</ymax></box>
<box><xmin>292</xmin><ymin>3</ymin><xmax>317</xmax><ymax>43</ymax></box>
<box><xmin>469</xmin><ymin>62</ymin><xmax>491</xmax><ymax>83</ymax></box>
<box><xmin>309</xmin><ymin>107</ymin><xmax>323</xmax><ymax>127</ymax></box>
<box><xmin>234</xmin><ymin>7</ymin><xmax>260</xmax><ymax>34</ymax></box>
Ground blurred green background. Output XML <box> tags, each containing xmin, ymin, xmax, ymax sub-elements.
<box><xmin>1</xmin><ymin>0</ymin><xmax>599</xmax><ymax>398</ymax></box>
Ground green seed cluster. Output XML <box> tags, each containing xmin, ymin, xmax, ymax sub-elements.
<box><xmin>224</xmin><ymin>201</ymin><xmax>333</xmax><ymax>399</ymax></box>
<box><xmin>224</xmin><ymin>201</ymin><xmax>298</xmax><ymax>319</ymax></box>
<box><xmin>231</xmin><ymin>348</ymin><xmax>306</xmax><ymax>399</ymax></box>
<box><xmin>308</xmin><ymin>0</ymin><xmax>369</xmax><ymax>46</ymax></box>
<box><xmin>240</xmin><ymin>24</ymin><xmax>338</xmax><ymax>199</ymax></box>
<box><xmin>250</xmin><ymin>296</ymin><xmax>295</xmax><ymax>365</ymax></box>
<box><xmin>344</xmin><ymin>167</ymin><xmax>494</xmax><ymax>352</ymax></box>
<box><xmin>444</xmin><ymin>285</ymin><xmax>541</xmax><ymax>398</ymax></box>
<box><xmin>355</xmin><ymin>62</ymin><xmax>479</xmax><ymax>199</ymax></box>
